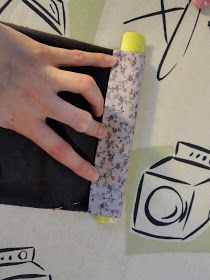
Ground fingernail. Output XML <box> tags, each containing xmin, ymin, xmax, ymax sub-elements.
<box><xmin>98</xmin><ymin>124</ymin><xmax>109</xmax><ymax>139</ymax></box>
<box><xmin>105</xmin><ymin>55</ymin><xmax>117</xmax><ymax>66</ymax></box>
<box><xmin>88</xmin><ymin>168</ymin><xmax>99</xmax><ymax>182</ymax></box>
<box><xmin>95</xmin><ymin>109</ymin><xmax>103</xmax><ymax>117</ymax></box>
<box><xmin>107</xmin><ymin>126</ymin><xmax>113</xmax><ymax>136</ymax></box>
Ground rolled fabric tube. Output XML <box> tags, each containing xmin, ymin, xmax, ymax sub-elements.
<box><xmin>88</xmin><ymin>32</ymin><xmax>146</xmax><ymax>222</ymax></box>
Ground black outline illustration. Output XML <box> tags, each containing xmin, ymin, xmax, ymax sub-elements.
<box><xmin>0</xmin><ymin>247</ymin><xmax>52</xmax><ymax>280</ymax></box>
<box><xmin>124</xmin><ymin>0</ymin><xmax>201</xmax><ymax>81</ymax></box>
<box><xmin>132</xmin><ymin>142</ymin><xmax>210</xmax><ymax>241</ymax></box>
<box><xmin>0</xmin><ymin>0</ymin><xmax>66</xmax><ymax>35</ymax></box>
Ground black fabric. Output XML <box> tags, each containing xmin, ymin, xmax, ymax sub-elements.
<box><xmin>0</xmin><ymin>22</ymin><xmax>112</xmax><ymax>211</ymax></box>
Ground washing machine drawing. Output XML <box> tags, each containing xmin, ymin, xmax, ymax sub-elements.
<box><xmin>132</xmin><ymin>142</ymin><xmax>210</xmax><ymax>240</ymax></box>
<box><xmin>0</xmin><ymin>247</ymin><xmax>52</xmax><ymax>280</ymax></box>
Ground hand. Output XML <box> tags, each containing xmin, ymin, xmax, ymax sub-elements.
<box><xmin>0</xmin><ymin>23</ymin><xmax>116</xmax><ymax>182</ymax></box>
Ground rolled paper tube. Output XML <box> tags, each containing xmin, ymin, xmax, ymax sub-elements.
<box><xmin>88</xmin><ymin>32</ymin><xmax>146</xmax><ymax>222</ymax></box>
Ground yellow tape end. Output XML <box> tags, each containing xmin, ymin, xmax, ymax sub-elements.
<box><xmin>93</xmin><ymin>215</ymin><xmax>117</xmax><ymax>224</ymax></box>
<box><xmin>121</xmin><ymin>32</ymin><xmax>145</xmax><ymax>53</ymax></box>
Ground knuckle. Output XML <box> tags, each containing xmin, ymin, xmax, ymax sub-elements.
<box><xmin>50</xmin><ymin>141</ymin><xmax>70</xmax><ymax>161</ymax></box>
<box><xmin>96</xmin><ymin>53</ymin><xmax>105</xmax><ymax>65</ymax></box>
<box><xmin>81</xmin><ymin>75</ymin><xmax>95</xmax><ymax>92</ymax></box>
<box><xmin>94</xmin><ymin>123</ymin><xmax>102</xmax><ymax>137</ymax></box>
<box><xmin>72</xmin><ymin>50</ymin><xmax>84</xmax><ymax>64</ymax></box>
<box><xmin>74</xmin><ymin>160</ymin><xmax>90</xmax><ymax>176</ymax></box>
<box><xmin>34</xmin><ymin>44</ymin><xmax>50</xmax><ymax>62</ymax></box>
<box><xmin>76</xmin><ymin>111</ymin><xmax>92</xmax><ymax>133</ymax></box>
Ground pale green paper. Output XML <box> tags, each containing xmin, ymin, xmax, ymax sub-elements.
<box><xmin>69</xmin><ymin>0</ymin><xmax>105</xmax><ymax>43</ymax></box>
<box><xmin>126</xmin><ymin>147</ymin><xmax>210</xmax><ymax>255</ymax></box>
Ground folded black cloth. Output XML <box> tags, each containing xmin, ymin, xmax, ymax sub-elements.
<box><xmin>0</xmin><ymin>22</ymin><xmax>112</xmax><ymax>211</ymax></box>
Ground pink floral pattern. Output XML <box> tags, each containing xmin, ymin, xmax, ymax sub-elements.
<box><xmin>88</xmin><ymin>50</ymin><xmax>145</xmax><ymax>218</ymax></box>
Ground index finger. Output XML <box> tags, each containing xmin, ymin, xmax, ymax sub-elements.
<box><xmin>49</xmin><ymin>68</ymin><xmax>104</xmax><ymax>117</ymax></box>
<box><xmin>47</xmin><ymin>48</ymin><xmax>117</xmax><ymax>68</ymax></box>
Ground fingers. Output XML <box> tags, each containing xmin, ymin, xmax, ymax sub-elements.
<box><xmin>47</xmin><ymin>47</ymin><xmax>117</xmax><ymax>68</ymax></box>
<box><xmin>26</xmin><ymin>120</ymin><xmax>99</xmax><ymax>182</ymax></box>
<box><xmin>46</xmin><ymin>94</ymin><xmax>108</xmax><ymax>139</ymax></box>
<box><xmin>192</xmin><ymin>0</ymin><xmax>210</xmax><ymax>8</ymax></box>
<box><xmin>49</xmin><ymin>68</ymin><xmax>104</xmax><ymax>117</ymax></box>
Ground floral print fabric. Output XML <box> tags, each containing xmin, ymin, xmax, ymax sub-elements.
<box><xmin>88</xmin><ymin>50</ymin><xmax>145</xmax><ymax>218</ymax></box>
